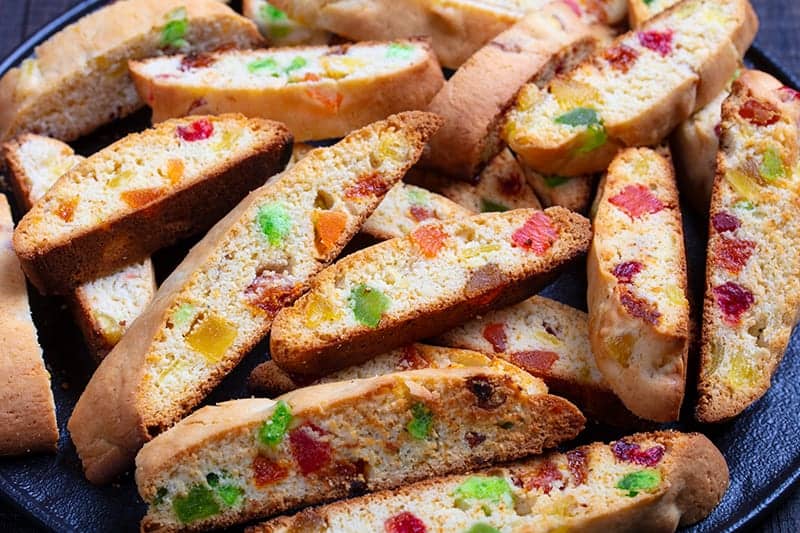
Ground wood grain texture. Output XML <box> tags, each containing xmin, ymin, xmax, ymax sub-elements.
<box><xmin>0</xmin><ymin>0</ymin><xmax>798</xmax><ymax>531</ymax></box>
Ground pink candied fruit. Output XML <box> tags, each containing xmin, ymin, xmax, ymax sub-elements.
<box><xmin>611</xmin><ymin>440</ymin><xmax>665</xmax><ymax>467</ymax></box>
<box><xmin>609</xmin><ymin>184</ymin><xmax>664</xmax><ymax>219</ymax></box>
<box><xmin>482</xmin><ymin>323</ymin><xmax>508</xmax><ymax>353</ymax></box>
<box><xmin>612</xmin><ymin>261</ymin><xmax>644</xmax><ymax>283</ymax></box>
<box><xmin>177</xmin><ymin>118</ymin><xmax>214</xmax><ymax>141</ymax></box>
<box><xmin>711</xmin><ymin>212</ymin><xmax>741</xmax><ymax>233</ymax></box>
<box><xmin>409</xmin><ymin>205</ymin><xmax>435</xmax><ymax>222</ymax></box>
<box><xmin>638</xmin><ymin>29</ymin><xmax>674</xmax><ymax>57</ymax></box>
<box><xmin>384</xmin><ymin>512</ymin><xmax>427</xmax><ymax>533</ymax></box>
<box><xmin>511</xmin><ymin>212</ymin><xmax>559</xmax><ymax>255</ymax></box>
<box><xmin>289</xmin><ymin>423</ymin><xmax>332</xmax><ymax>475</ymax></box>
<box><xmin>713</xmin><ymin>281</ymin><xmax>754</xmax><ymax>325</ymax></box>
<box><xmin>561</xmin><ymin>0</ymin><xmax>582</xmax><ymax>17</ymax></box>
<box><xmin>779</xmin><ymin>86</ymin><xmax>800</xmax><ymax>102</ymax></box>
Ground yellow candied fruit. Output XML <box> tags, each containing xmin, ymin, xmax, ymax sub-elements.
<box><xmin>726</xmin><ymin>352</ymin><xmax>758</xmax><ymax>389</ymax></box>
<box><xmin>550</xmin><ymin>78</ymin><xmax>601</xmax><ymax>111</ymax></box>
<box><xmin>185</xmin><ymin>313</ymin><xmax>238</xmax><ymax>363</ymax></box>
<box><xmin>319</xmin><ymin>56</ymin><xmax>366</xmax><ymax>79</ymax></box>
<box><xmin>211</xmin><ymin>128</ymin><xmax>240</xmax><ymax>153</ymax></box>
<box><xmin>157</xmin><ymin>357</ymin><xmax>186</xmax><ymax>383</ymax></box>
<box><xmin>515</xmin><ymin>84</ymin><xmax>542</xmax><ymax>112</ymax></box>
<box><xmin>304</xmin><ymin>293</ymin><xmax>342</xmax><ymax>328</ymax></box>
<box><xmin>371</xmin><ymin>132</ymin><xmax>408</xmax><ymax>167</ymax></box>
<box><xmin>392</xmin><ymin>378</ymin><xmax>411</xmax><ymax>400</ymax></box>
<box><xmin>48</xmin><ymin>158</ymin><xmax>75</xmax><ymax>180</ymax></box>
<box><xmin>533</xmin><ymin>329</ymin><xmax>563</xmax><ymax>347</ymax></box>
<box><xmin>605</xmin><ymin>334</ymin><xmax>635</xmax><ymax>367</ymax></box>
<box><xmin>449</xmin><ymin>350</ymin><xmax>491</xmax><ymax>367</ymax></box>
<box><xmin>725</xmin><ymin>168</ymin><xmax>761</xmax><ymax>203</ymax></box>
<box><xmin>108</xmin><ymin>169</ymin><xmax>134</xmax><ymax>188</ymax></box>
<box><xmin>165</xmin><ymin>158</ymin><xmax>185</xmax><ymax>185</ymax></box>
<box><xmin>544</xmin><ymin>494</ymin><xmax>577</xmax><ymax>518</ymax></box>
<box><xmin>665</xmin><ymin>284</ymin><xmax>688</xmax><ymax>307</ymax></box>
<box><xmin>96</xmin><ymin>313</ymin><xmax>123</xmax><ymax>345</ymax></box>
<box><xmin>461</xmin><ymin>243</ymin><xmax>501</xmax><ymax>259</ymax></box>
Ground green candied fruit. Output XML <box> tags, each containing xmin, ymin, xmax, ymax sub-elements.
<box><xmin>386</xmin><ymin>42</ymin><xmax>415</xmax><ymax>60</ymax></box>
<box><xmin>173</xmin><ymin>485</ymin><xmax>220</xmax><ymax>524</ymax></box>
<box><xmin>616</xmin><ymin>469</ymin><xmax>662</xmax><ymax>497</ymax></box>
<box><xmin>465</xmin><ymin>523</ymin><xmax>501</xmax><ymax>533</ymax></box>
<box><xmin>759</xmin><ymin>148</ymin><xmax>785</xmax><ymax>182</ymax></box>
<box><xmin>734</xmin><ymin>200</ymin><xmax>755</xmax><ymax>211</ymax></box>
<box><xmin>543</xmin><ymin>175</ymin><xmax>570</xmax><ymax>188</ymax></box>
<box><xmin>217</xmin><ymin>485</ymin><xmax>244</xmax><ymax>506</ymax></box>
<box><xmin>270</xmin><ymin>25</ymin><xmax>293</xmax><ymax>40</ymax></box>
<box><xmin>261</xmin><ymin>3</ymin><xmax>288</xmax><ymax>21</ymax></box>
<box><xmin>285</xmin><ymin>56</ymin><xmax>307</xmax><ymax>73</ymax></box>
<box><xmin>643</xmin><ymin>0</ymin><xmax>654</xmax><ymax>5</ymax></box>
<box><xmin>172</xmin><ymin>303</ymin><xmax>196</xmax><ymax>327</ymax></box>
<box><xmin>248</xmin><ymin>57</ymin><xmax>280</xmax><ymax>74</ymax></box>
<box><xmin>479</xmin><ymin>198</ymin><xmax>509</xmax><ymax>213</ymax></box>
<box><xmin>258</xmin><ymin>400</ymin><xmax>293</xmax><ymax>446</ymax></box>
<box><xmin>577</xmin><ymin>123</ymin><xmax>607</xmax><ymax>154</ymax></box>
<box><xmin>161</xmin><ymin>7</ymin><xmax>188</xmax><ymax>49</ymax></box>
<box><xmin>406</xmin><ymin>402</ymin><xmax>433</xmax><ymax>439</ymax></box>
<box><xmin>349</xmin><ymin>284</ymin><xmax>390</xmax><ymax>328</ymax></box>
<box><xmin>407</xmin><ymin>187</ymin><xmax>429</xmax><ymax>205</ymax></box>
<box><xmin>453</xmin><ymin>476</ymin><xmax>513</xmax><ymax>510</ymax></box>
<box><xmin>153</xmin><ymin>487</ymin><xmax>168</xmax><ymax>506</ymax></box>
<box><xmin>257</xmin><ymin>202</ymin><xmax>292</xmax><ymax>246</ymax></box>
<box><xmin>554</xmin><ymin>107</ymin><xmax>600</xmax><ymax>127</ymax></box>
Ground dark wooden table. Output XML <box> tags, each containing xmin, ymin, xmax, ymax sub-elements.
<box><xmin>1</xmin><ymin>1</ymin><xmax>799</xmax><ymax>531</ymax></box>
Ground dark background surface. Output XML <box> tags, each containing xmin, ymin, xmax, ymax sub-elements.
<box><xmin>0</xmin><ymin>0</ymin><xmax>798</xmax><ymax>531</ymax></box>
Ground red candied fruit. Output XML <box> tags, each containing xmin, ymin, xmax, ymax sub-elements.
<box><xmin>715</xmin><ymin>238</ymin><xmax>755</xmax><ymax>274</ymax></box>
<box><xmin>604</xmin><ymin>44</ymin><xmax>639</xmax><ymax>73</ymax></box>
<box><xmin>714</xmin><ymin>123</ymin><xmax>723</xmax><ymax>138</ymax></box>
<box><xmin>713</xmin><ymin>281</ymin><xmax>754</xmax><ymax>325</ymax></box>
<box><xmin>567</xmin><ymin>449</ymin><xmax>588</xmax><ymax>485</ymax></box>
<box><xmin>523</xmin><ymin>460</ymin><xmax>562</xmax><ymax>494</ymax></box>
<box><xmin>739</xmin><ymin>99</ymin><xmax>780</xmax><ymax>127</ymax></box>
<box><xmin>711</xmin><ymin>211</ymin><xmax>741</xmax><ymax>233</ymax></box>
<box><xmin>179</xmin><ymin>52</ymin><xmax>215</xmax><ymax>71</ymax></box>
<box><xmin>779</xmin><ymin>86</ymin><xmax>800</xmax><ymax>102</ymax></box>
<box><xmin>344</xmin><ymin>172</ymin><xmax>391</xmax><ymax>199</ymax></box>
<box><xmin>398</xmin><ymin>344</ymin><xmax>430</xmax><ymax>370</ymax></box>
<box><xmin>384</xmin><ymin>512</ymin><xmax>427</xmax><ymax>533</ymax></box>
<box><xmin>409</xmin><ymin>205</ymin><xmax>435</xmax><ymax>222</ymax></box>
<box><xmin>411</xmin><ymin>224</ymin><xmax>448</xmax><ymax>258</ymax></box>
<box><xmin>638</xmin><ymin>30</ymin><xmax>674</xmax><ymax>57</ymax></box>
<box><xmin>244</xmin><ymin>271</ymin><xmax>302</xmax><ymax>316</ymax></box>
<box><xmin>619</xmin><ymin>287</ymin><xmax>661</xmax><ymax>325</ymax></box>
<box><xmin>612</xmin><ymin>261</ymin><xmax>644</xmax><ymax>283</ymax></box>
<box><xmin>510</xmin><ymin>350</ymin><xmax>559</xmax><ymax>372</ymax></box>
<box><xmin>482</xmin><ymin>323</ymin><xmax>508</xmax><ymax>353</ymax></box>
<box><xmin>252</xmin><ymin>455</ymin><xmax>289</xmax><ymax>486</ymax></box>
<box><xmin>609</xmin><ymin>184</ymin><xmax>664</xmax><ymax>219</ymax></box>
<box><xmin>611</xmin><ymin>440</ymin><xmax>665</xmax><ymax>467</ymax></box>
<box><xmin>177</xmin><ymin>118</ymin><xmax>214</xmax><ymax>142</ymax></box>
<box><xmin>511</xmin><ymin>212</ymin><xmax>559</xmax><ymax>255</ymax></box>
<box><xmin>499</xmin><ymin>172</ymin><xmax>524</xmax><ymax>196</ymax></box>
<box><xmin>289</xmin><ymin>423</ymin><xmax>332</xmax><ymax>475</ymax></box>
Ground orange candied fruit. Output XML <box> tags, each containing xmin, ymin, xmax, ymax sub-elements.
<box><xmin>305</xmin><ymin>87</ymin><xmax>343</xmax><ymax>112</ymax></box>
<box><xmin>252</xmin><ymin>455</ymin><xmax>289</xmax><ymax>487</ymax></box>
<box><xmin>185</xmin><ymin>313</ymin><xmax>238</xmax><ymax>363</ymax></box>
<box><xmin>121</xmin><ymin>187</ymin><xmax>165</xmax><ymax>209</ymax></box>
<box><xmin>313</xmin><ymin>210</ymin><xmax>348</xmax><ymax>256</ymax></box>
<box><xmin>55</xmin><ymin>197</ymin><xmax>79</xmax><ymax>222</ymax></box>
<box><xmin>410</xmin><ymin>224</ymin><xmax>448</xmax><ymax>258</ymax></box>
<box><xmin>165</xmin><ymin>158</ymin><xmax>185</xmax><ymax>185</ymax></box>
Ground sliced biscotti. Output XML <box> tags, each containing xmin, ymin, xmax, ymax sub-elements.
<box><xmin>522</xmin><ymin>166</ymin><xmax>594</xmax><ymax>213</ymax></box>
<box><xmin>697</xmin><ymin>71</ymin><xmax>800</xmax><ymax>423</ymax></box>
<box><xmin>67</xmin><ymin>112</ymin><xmax>442</xmax><ymax>485</ymax></box>
<box><xmin>129</xmin><ymin>39</ymin><xmax>444</xmax><ymax>141</ymax></box>
<box><xmin>588</xmin><ymin>147</ymin><xmax>689</xmax><ymax>422</ymax></box>
<box><xmin>270</xmin><ymin>207</ymin><xmax>591</xmax><ymax>376</ymax></box>
<box><xmin>3</xmin><ymin>134</ymin><xmax>157</xmax><ymax>359</ymax></box>
<box><xmin>435</xmin><ymin>295</ymin><xmax>641</xmax><ymax>426</ymax></box>
<box><xmin>0</xmin><ymin>195</ymin><xmax>58</xmax><ymax>455</ymax></box>
<box><xmin>504</xmin><ymin>0</ymin><xmax>758</xmax><ymax>176</ymax></box>
<box><xmin>13</xmin><ymin>114</ymin><xmax>293</xmax><ymax>294</ymax></box>
<box><xmin>243</xmin><ymin>0</ymin><xmax>331</xmax><ymax>46</ymax></box>
<box><xmin>628</xmin><ymin>0</ymin><xmax>681</xmax><ymax>27</ymax></box>
<box><xmin>421</xmin><ymin>2</ymin><xmax>597</xmax><ymax>181</ymax></box>
<box><xmin>136</xmin><ymin>366</ymin><xmax>585</xmax><ymax>531</ymax></box>
<box><xmin>268</xmin><ymin>0</ymin><xmax>626</xmax><ymax>69</ymax></box>
<box><xmin>0</xmin><ymin>0</ymin><xmax>262</xmax><ymax>142</ymax></box>
<box><xmin>251</xmin><ymin>431</ymin><xmax>729</xmax><ymax>533</ymax></box>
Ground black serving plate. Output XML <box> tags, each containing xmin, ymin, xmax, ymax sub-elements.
<box><xmin>1</xmin><ymin>2</ymin><xmax>799</xmax><ymax>532</ymax></box>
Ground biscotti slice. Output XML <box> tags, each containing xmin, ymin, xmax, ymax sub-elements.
<box><xmin>13</xmin><ymin>114</ymin><xmax>293</xmax><ymax>294</ymax></box>
<box><xmin>421</xmin><ymin>2</ymin><xmax>597</xmax><ymax>181</ymax></box>
<box><xmin>696</xmin><ymin>71</ymin><xmax>800</xmax><ymax>423</ymax></box>
<box><xmin>129</xmin><ymin>39</ymin><xmax>444</xmax><ymax>141</ymax></box>
<box><xmin>3</xmin><ymin>134</ymin><xmax>157</xmax><ymax>359</ymax></box>
<box><xmin>0</xmin><ymin>0</ymin><xmax>262</xmax><ymax>142</ymax></box>
<box><xmin>270</xmin><ymin>206</ymin><xmax>591</xmax><ymax>376</ymax></box>
<box><xmin>408</xmin><ymin>149</ymin><xmax>542</xmax><ymax>213</ymax></box>
<box><xmin>628</xmin><ymin>0</ymin><xmax>680</xmax><ymax>28</ymax></box>
<box><xmin>522</xmin><ymin>166</ymin><xmax>594</xmax><ymax>213</ymax></box>
<box><xmin>588</xmin><ymin>147</ymin><xmax>689</xmax><ymax>422</ymax></box>
<box><xmin>250</xmin><ymin>431</ymin><xmax>728</xmax><ymax>533</ymax></box>
<box><xmin>67</xmin><ymin>112</ymin><xmax>442</xmax><ymax>485</ymax></box>
<box><xmin>243</xmin><ymin>0</ymin><xmax>331</xmax><ymax>46</ymax></box>
<box><xmin>0</xmin><ymin>195</ymin><xmax>58</xmax><ymax>455</ymax></box>
<box><xmin>136</xmin><ymin>366</ymin><xmax>585</xmax><ymax>531</ymax></box>
<box><xmin>269</xmin><ymin>0</ymin><xmax>626</xmax><ymax>69</ymax></box>
<box><xmin>503</xmin><ymin>0</ymin><xmax>758</xmax><ymax>176</ymax></box>
<box><xmin>435</xmin><ymin>295</ymin><xmax>640</xmax><ymax>426</ymax></box>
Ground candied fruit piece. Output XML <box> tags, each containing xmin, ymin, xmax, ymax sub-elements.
<box><xmin>727</xmin><ymin>351</ymin><xmax>758</xmax><ymax>388</ymax></box>
<box><xmin>374</xmin><ymin>132</ymin><xmax>408</xmax><ymax>165</ymax></box>
<box><xmin>555</xmin><ymin>107</ymin><xmax>600</xmax><ymax>127</ymax></box>
<box><xmin>616</xmin><ymin>469</ymin><xmax>661</xmax><ymax>497</ymax></box>
<box><xmin>510</xmin><ymin>350</ymin><xmax>559</xmax><ymax>372</ymax></box>
<box><xmin>216</xmin><ymin>485</ymin><xmax>243</xmax><ymax>507</ymax></box>
<box><xmin>604</xmin><ymin>45</ymin><xmax>639</xmax><ymax>73</ymax></box>
<box><xmin>567</xmin><ymin>449</ymin><xmax>588</xmax><ymax>485</ymax></box>
<box><xmin>711</xmin><ymin>212</ymin><xmax>741</xmax><ymax>233</ymax></box>
<box><xmin>665</xmin><ymin>284</ymin><xmax>687</xmax><ymax>307</ymax></box>
<box><xmin>409</xmin><ymin>205</ymin><xmax>435</xmax><ymax>222</ymax></box>
<box><xmin>257</xmin><ymin>202</ymin><xmax>292</xmax><ymax>246</ymax></box>
<box><xmin>449</xmin><ymin>350</ymin><xmax>491</xmax><ymax>367</ymax></box>
<box><xmin>511</xmin><ymin>212</ymin><xmax>558</xmax><ymax>254</ymax></box>
<box><xmin>313</xmin><ymin>210</ymin><xmax>348</xmax><ymax>257</ymax></box>
<box><xmin>177</xmin><ymin>118</ymin><xmax>214</xmax><ymax>142</ymax></box>
<box><xmin>305</xmin><ymin>87</ymin><xmax>343</xmax><ymax>112</ymax></box>
<box><xmin>212</xmin><ymin>129</ymin><xmax>240</xmax><ymax>153</ymax></box>
<box><xmin>165</xmin><ymin>158</ymin><xmax>184</xmax><ymax>185</ymax></box>
<box><xmin>180</xmin><ymin>53</ymin><xmax>215</xmax><ymax>71</ymax></box>
<box><xmin>465</xmin><ymin>524</ymin><xmax>500</xmax><ymax>533</ymax></box>
<box><xmin>609</xmin><ymin>184</ymin><xmax>664</xmax><ymax>219</ymax></box>
<box><xmin>55</xmin><ymin>197</ymin><xmax>79</xmax><ymax>222</ymax></box>
<box><xmin>739</xmin><ymin>99</ymin><xmax>780</xmax><ymax>126</ymax></box>
<box><xmin>562</xmin><ymin>0</ymin><xmax>582</xmax><ymax>17</ymax></box>
<box><xmin>386</xmin><ymin>42</ymin><xmax>416</xmax><ymax>60</ymax></box>
<box><xmin>523</xmin><ymin>460</ymin><xmax>562</xmax><ymax>494</ymax></box>
<box><xmin>172</xmin><ymin>485</ymin><xmax>219</xmax><ymax>524</ymax></box>
<box><xmin>406</xmin><ymin>402</ymin><xmax>433</xmax><ymax>440</ymax></box>
<box><xmin>550</xmin><ymin>79</ymin><xmax>600</xmax><ymax>110</ymax></box>
<box><xmin>304</xmin><ymin>292</ymin><xmax>343</xmax><ymax>328</ymax></box>
<box><xmin>714</xmin><ymin>237</ymin><xmax>755</xmax><ymax>274</ymax></box>
<box><xmin>725</xmin><ymin>168</ymin><xmax>760</xmax><ymax>202</ymax></box>
<box><xmin>577</xmin><ymin>123</ymin><xmax>607</xmax><ymax>153</ymax></box>
<box><xmin>259</xmin><ymin>400</ymin><xmax>293</xmax><ymax>446</ymax></box>
<box><xmin>411</xmin><ymin>224</ymin><xmax>448</xmax><ymax>258</ymax></box>
<box><xmin>713</xmin><ymin>281</ymin><xmax>754</xmax><ymax>325</ymax></box>
<box><xmin>480</xmin><ymin>198</ymin><xmax>509</xmax><ymax>213</ymax></box>
<box><xmin>171</xmin><ymin>303</ymin><xmax>196</xmax><ymax>327</ymax></box>
<box><xmin>252</xmin><ymin>455</ymin><xmax>288</xmax><ymax>487</ymax></box>
<box><xmin>96</xmin><ymin>313</ymin><xmax>123</xmax><ymax>345</ymax></box>
<box><xmin>482</xmin><ymin>323</ymin><xmax>507</xmax><ymax>353</ymax></box>
<box><xmin>637</xmin><ymin>30</ymin><xmax>673</xmax><ymax>57</ymax></box>
<box><xmin>461</xmin><ymin>243</ymin><xmax>501</xmax><ymax>259</ymax></box>
<box><xmin>467</xmin><ymin>375</ymin><xmax>506</xmax><ymax>410</ymax></box>
<box><xmin>107</xmin><ymin>169</ymin><xmax>134</xmax><ymax>189</ymax></box>
<box><xmin>612</xmin><ymin>261</ymin><xmax>643</xmax><ymax>283</ymax></box>
<box><xmin>185</xmin><ymin>313</ymin><xmax>238</xmax><ymax>363</ymax></box>
<box><xmin>453</xmin><ymin>476</ymin><xmax>513</xmax><ymax>509</ymax></box>
<box><xmin>244</xmin><ymin>271</ymin><xmax>300</xmax><ymax>316</ymax></box>
<box><xmin>349</xmin><ymin>284</ymin><xmax>390</xmax><ymax>328</ymax></box>
<box><xmin>533</xmin><ymin>329</ymin><xmax>562</xmax><ymax>347</ymax></box>
<box><xmin>248</xmin><ymin>57</ymin><xmax>279</xmax><ymax>74</ymax></box>
<box><xmin>344</xmin><ymin>172</ymin><xmax>391</xmax><ymax>199</ymax></box>
<box><xmin>121</xmin><ymin>187</ymin><xmax>165</xmax><ymax>209</ymax></box>
<box><xmin>160</xmin><ymin>7</ymin><xmax>188</xmax><ymax>50</ymax></box>
<box><xmin>779</xmin><ymin>86</ymin><xmax>800</xmax><ymax>102</ymax></box>
<box><xmin>619</xmin><ymin>288</ymin><xmax>661</xmax><ymax>325</ymax></box>
<box><xmin>399</xmin><ymin>345</ymin><xmax>430</xmax><ymax>370</ymax></box>
<box><xmin>384</xmin><ymin>512</ymin><xmax>427</xmax><ymax>533</ymax></box>
<box><xmin>612</xmin><ymin>440</ymin><xmax>666</xmax><ymax>467</ymax></box>
<box><xmin>289</xmin><ymin>423</ymin><xmax>332</xmax><ymax>475</ymax></box>
<box><xmin>605</xmin><ymin>334</ymin><xmax>634</xmax><ymax>367</ymax></box>
<box><xmin>498</xmin><ymin>172</ymin><xmax>523</xmax><ymax>196</ymax></box>
<box><xmin>320</xmin><ymin>56</ymin><xmax>366</xmax><ymax>79</ymax></box>
<box><xmin>760</xmin><ymin>147</ymin><xmax>786</xmax><ymax>182</ymax></box>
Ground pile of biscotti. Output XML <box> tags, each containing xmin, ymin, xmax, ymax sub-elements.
<box><xmin>0</xmin><ymin>0</ymin><xmax>794</xmax><ymax>530</ymax></box>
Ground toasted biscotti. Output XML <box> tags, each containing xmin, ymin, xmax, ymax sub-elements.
<box><xmin>522</xmin><ymin>166</ymin><xmax>595</xmax><ymax>213</ymax></box>
<box><xmin>13</xmin><ymin>114</ymin><xmax>293</xmax><ymax>294</ymax></box>
<box><xmin>268</xmin><ymin>0</ymin><xmax>626</xmax><ymax>69</ymax></box>
<box><xmin>3</xmin><ymin>134</ymin><xmax>157</xmax><ymax>359</ymax></box>
<box><xmin>421</xmin><ymin>2</ymin><xmax>597</xmax><ymax>181</ymax></box>
<box><xmin>129</xmin><ymin>39</ymin><xmax>444</xmax><ymax>141</ymax></box>
<box><xmin>0</xmin><ymin>0</ymin><xmax>262</xmax><ymax>142</ymax></box>
<box><xmin>0</xmin><ymin>195</ymin><xmax>58</xmax><ymax>455</ymax></box>
<box><xmin>435</xmin><ymin>295</ymin><xmax>641</xmax><ymax>426</ymax></box>
<box><xmin>136</xmin><ymin>366</ymin><xmax>585</xmax><ymax>531</ymax></box>
<box><xmin>696</xmin><ymin>71</ymin><xmax>800</xmax><ymax>423</ymax></box>
<box><xmin>408</xmin><ymin>149</ymin><xmax>542</xmax><ymax>213</ymax></box>
<box><xmin>250</xmin><ymin>431</ymin><xmax>729</xmax><ymax>533</ymax></box>
<box><xmin>504</xmin><ymin>0</ymin><xmax>758</xmax><ymax>176</ymax></box>
<box><xmin>67</xmin><ymin>112</ymin><xmax>442</xmax><ymax>485</ymax></box>
<box><xmin>243</xmin><ymin>0</ymin><xmax>331</xmax><ymax>46</ymax></box>
<box><xmin>588</xmin><ymin>147</ymin><xmax>689</xmax><ymax>422</ymax></box>
<box><xmin>628</xmin><ymin>0</ymin><xmax>681</xmax><ymax>28</ymax></box>
<box><xmin>270</xmin><ymin>207</ymin><xmax>591</xmax><ymax>376</ymax></box>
